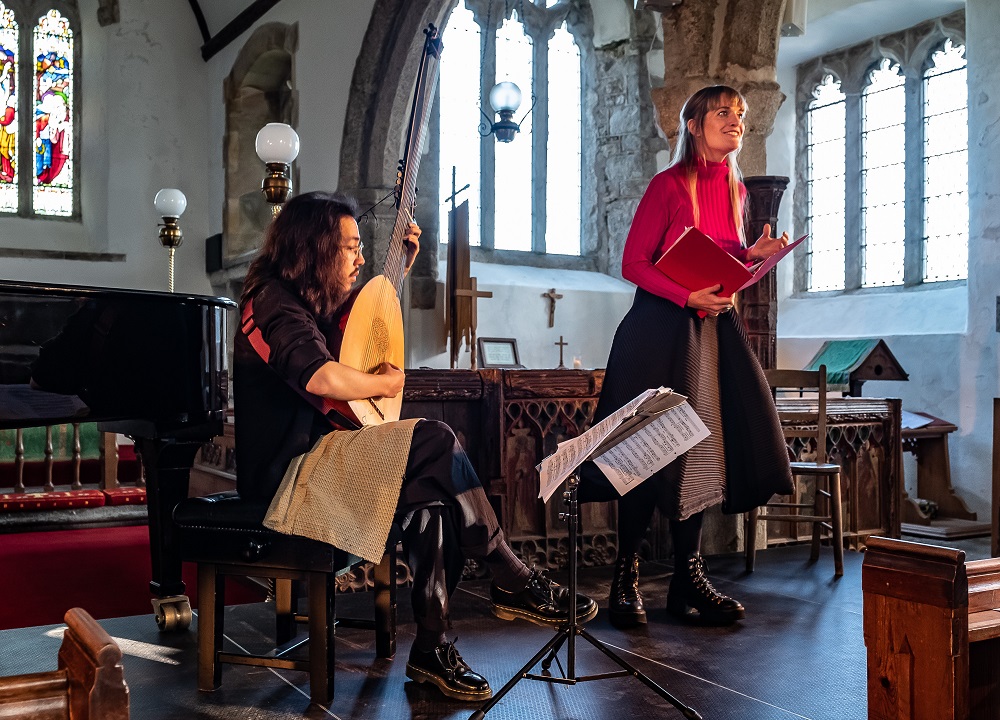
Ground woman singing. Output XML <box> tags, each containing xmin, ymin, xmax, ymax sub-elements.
<box><xmin>581</xmin><ymin>85</ymin><xmax>793</xmax><ymax>627</ymax></box>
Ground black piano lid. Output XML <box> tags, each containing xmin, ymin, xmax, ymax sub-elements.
<box><xmin>0</xmin><ymin>278</ymin><xmax>237</xmax><ymax>308</ymax></box>
<box><xmin>0</xmin><ymin>278</ymin><xmax>235</xmax><ymax>432</ymax></box>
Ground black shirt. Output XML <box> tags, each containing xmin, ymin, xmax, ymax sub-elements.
<box><xmin>233</xmin><ymin>279</ymin><xmax>357</xmax><ymax>502</ymax></box>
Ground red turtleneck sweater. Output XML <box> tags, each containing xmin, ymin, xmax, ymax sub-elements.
<box><xmin>621</xmin><ymin>160</ymin><xmax>748</xmax><ymax>308</ymax></box>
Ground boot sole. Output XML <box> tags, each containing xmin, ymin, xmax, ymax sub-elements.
<box><xmin>491</xmin><ymin>602</ymin><xmax>599</xmax><ymax>627</ymax></box>
<box><xmin>609</xmin><ymin>608</ymin><xmax>648</xmax><ymax>628</ymax></box>
<box><xmin>405</xmin><ymin>663</ymin><xmax>493</xmax><ymax>701</ymax></box>
<box><xmin>666</xmin><ymin>602</ymin><xmax>745</xmax><ymax>626</ymax></box>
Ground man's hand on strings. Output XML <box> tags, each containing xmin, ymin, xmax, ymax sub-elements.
<box><xmin>748</xmin><ymin>223</ymin><xmax>789</xmax><ymax>261</ymax></box>
<box><xmin>686</xmin><ymin>284</ymin><xmax>734</xmax><ymax>317</ymax></box>
<box><xmin>403</xmin><ymin>222</ymin><xmax>421</xmax><ymax>276</ymax></box>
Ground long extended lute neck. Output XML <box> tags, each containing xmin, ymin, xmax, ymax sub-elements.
<box><xmin>383</xmin><ymin>25</ymin><xmax>443</xmax><ymax>296</ymax></box>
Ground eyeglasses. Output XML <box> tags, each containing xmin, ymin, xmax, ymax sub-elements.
<box><xmin>341</xmin><ymin>241</ymin><xmax>364</xmax><ymax>258</ymax></box>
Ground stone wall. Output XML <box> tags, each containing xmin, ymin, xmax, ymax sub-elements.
<box><xmin>592</xmin><ymin>6</ymin><xmax>666</xmax><ymax>279</ymax></box>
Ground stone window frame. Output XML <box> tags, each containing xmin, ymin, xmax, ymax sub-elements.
<box><xmin>792</xmin><ymin>10</ymin><xmax>966</xmax><ymax>295</ymax></box>
<box><xmin>430</xmin><ymin>0</ymin><xmax>596</xmax><ymax>270</ymax></box>
<box><xmin>0</xmin><ymin>0</ymin><xmax>81</xmax><ymax>221</ymax></box>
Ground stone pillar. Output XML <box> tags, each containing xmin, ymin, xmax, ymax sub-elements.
<box><xmin>649</xmin><ymin>0</ymin><xmax>785</xmax><ymax>175</ymax></box>
<box><xmin>742</xmin><ymin>175</ymin><xmax>789</xmax><ymax>370</ymax></box>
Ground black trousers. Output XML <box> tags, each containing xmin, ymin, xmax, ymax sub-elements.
<box><xmin>394</xmin><ymin>419</ymin><xmax>505</xmax><ymax>634</ymax></box>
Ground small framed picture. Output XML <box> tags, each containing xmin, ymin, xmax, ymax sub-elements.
<box><xmin>478</xmin><ymin>337</ymin><xmax>523</xmax><ymax>369</ymax></box>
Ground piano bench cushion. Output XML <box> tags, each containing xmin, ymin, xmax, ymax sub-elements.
<box><xmin>173</xmin><ymin>491</ymin><xmax>350</xmax><ymax>572</ymax></box>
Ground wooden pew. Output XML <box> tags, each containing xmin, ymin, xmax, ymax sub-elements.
<box><xmin>0</xmin><ymin>607</ymin><xmax>129</xmax><ymax>719</ymax></box>
<box><xmin>863</xmin><ymin>536</ymin><xmax>1000</xmax><ymax>719</ymax></box>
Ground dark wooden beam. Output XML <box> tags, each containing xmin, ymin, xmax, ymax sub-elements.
<box><xmin>200</xmin><ymin>0</ymin><xmax>285</xmax><ymax>62</ymax></box>
<box><xmin>187</xmin><ymin>0</ymin><xmax>211</xmax><ymax>44</ymax></box>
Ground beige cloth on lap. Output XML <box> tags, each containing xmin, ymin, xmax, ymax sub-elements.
<box><xmin>263</xmin><ymin>418</ymin><xmax>420</xmax><ymax>564</ymax></box>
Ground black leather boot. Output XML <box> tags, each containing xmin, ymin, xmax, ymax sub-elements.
<box><xmin>666</xmin><ymin>553</ymin><xmax>745</xmax><ymax>625</ymax></box>
<box><xmin>608</xmin><ymin>553</ymin><xmax>646</xmax><ymax>628</ymax></box>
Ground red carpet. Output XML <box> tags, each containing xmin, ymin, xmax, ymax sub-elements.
<box><xmin>0</xmin><ymin>525</ymin><xmax>266</xmax><ymax>630</ymax></box>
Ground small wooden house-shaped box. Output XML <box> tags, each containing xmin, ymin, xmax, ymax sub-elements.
<box><xmin>804</xmin><ymin>338</ymin><xmax>908</xmax><ymax>396</ymax></box>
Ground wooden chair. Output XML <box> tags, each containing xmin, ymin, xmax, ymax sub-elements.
<box><xmin>172</xmin><ymin>490</ymin><xmax>398</xmax><ymax>706</ymax></box>
<box><xmin>744</xmin><ymin>365</ymin><xmax>845</xmax><ymax>577</ymax></box>
<box><xmin>0</xmin><ymin>607</ymin><xmax>128</xmax><ymax>720</ymax></box>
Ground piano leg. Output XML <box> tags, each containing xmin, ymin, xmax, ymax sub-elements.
<box><xmin>133</xmin><ymin>437</ymin><xmax>202</xmax><ymax>631</ymax></box>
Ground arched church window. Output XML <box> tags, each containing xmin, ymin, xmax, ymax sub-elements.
<box><xmin>805</xmin><ymin>74</ymin><xmax>846</xmax><ymax>292</ymax></box>
<box><xmin>438</xmin><ymin>0</ymin><xmax>583</xmax><ymax>256</ymax></box>
<box><xmin>0</xmin><ymin>1</ymin><xmax>77</xmax><ymax>219</ymax></box>
<box><xmin>861</xmin><ymin>58</ymin><xmax>906</xmax><ymax>288</ymax></box>
<box><xmin>922</xmin><ymin>39</ymin><xmax>967</xmax><ymax>283</ymax></box>
<box><xmin>796</xmin><ymin>14</ymin><xmax>966</xmax><ymax>296</ymax></box>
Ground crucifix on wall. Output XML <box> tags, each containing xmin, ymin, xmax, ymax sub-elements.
<box><xmin>542</xmin><ymin>288</ymin><xmax>563</xmax><ymax>328</ymax></box>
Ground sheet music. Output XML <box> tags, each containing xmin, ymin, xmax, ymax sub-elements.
<box><xmin>536</xmin><ymin>387</ymin><xmax>707</xmax><ymax>503</ymax></box>
<box><xmin>592</xmin><ymin>402</ymin><xmax>709</xmax><ymax>496</ymax></box>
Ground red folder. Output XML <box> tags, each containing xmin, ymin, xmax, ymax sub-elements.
<box><xmin>654</xmin><ymin>227</ymin><xmax>806</xmax><ymax>298</ymax></box>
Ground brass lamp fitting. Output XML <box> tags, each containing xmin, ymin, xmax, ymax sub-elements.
<box><xmin>158</xmin><ymin>217</ymin><xmax>183</xmax><ymax>249</ymax></box>
<box><xmin>261</xmin><ymin>162</ymin><xmax>292</xmax><ymax>205</ymax></box>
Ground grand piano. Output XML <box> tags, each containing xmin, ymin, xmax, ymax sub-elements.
<box><xmin>0</xmin><ymin>279</ymin><xmax>234</xmax><ymax>630</ymax></box>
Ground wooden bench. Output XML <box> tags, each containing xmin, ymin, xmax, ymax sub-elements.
<box><xmin>862</xmin><ymin>536</ymin><xmax>1000</xmax><ymax>719</ymax></box>
<box><xmin>0</xmin><ymin>607</ymin><xmax>129</xmax><ymax>719</ymax></box>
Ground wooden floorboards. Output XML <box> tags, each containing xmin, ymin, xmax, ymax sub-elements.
<box><xmin>0</xmin><ymin>538</ymin><xmax>990</xmax><ymax>720</ymax></box>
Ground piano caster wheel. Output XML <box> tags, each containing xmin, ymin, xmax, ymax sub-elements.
<box><xmin>152</xmin><ymin>595</ymin><xmax>192</xmax><ymax>632</ymax></box>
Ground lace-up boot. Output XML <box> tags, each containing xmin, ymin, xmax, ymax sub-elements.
<box><xmin>608</xmin><ymin>553</ymin><xmax>646</xmax><ymax>628</ymax></box>
<box><xmin>405</xmin><ymin>639</ymin><xmax>492</xmax><ymax>701</ymax></box>
<box><xmin>490</xmin><ymin>568</ymin><xmax>598</xmax><ymax>626</ymax></box>
<box><xmin>666</xmin><ymin>552</ymin><xmax>745</xmax><ymax>625</ymax></box>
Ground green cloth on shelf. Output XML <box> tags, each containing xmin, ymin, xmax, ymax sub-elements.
<box><xmin>0</xmin><ymin>423</ymin><xmax>101</xmax><ymax>463</ymax></box>
<box><xmin>804</xmin><ymin>338</ymin><xmax>881</xmax><ymax>388</ymax></box>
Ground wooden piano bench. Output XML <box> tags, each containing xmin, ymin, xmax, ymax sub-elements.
<box><xmin>172</xmin><ymin>490</ymin><xmax>399</xmax><ymax>706</ymax></box>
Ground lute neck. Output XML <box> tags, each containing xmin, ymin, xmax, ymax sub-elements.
<box><xmin>383</xmin><ymin>25</ymin><xmax>442</xmax><ymax>297</ymax></box>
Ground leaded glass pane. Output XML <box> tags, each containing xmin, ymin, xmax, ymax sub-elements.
<box><xmin>861</xmin><ymin>59</ymin><xmax>905</xmax><ymax>287</ymax></box>
<box><xmin>494</xmin><ymin>12</ymin><xmax>532</xmax><ymax>251</ymax></box>
<box><xmin>0</xmin><ymin>3</ymin><xmax>16</xmax><ymax>213</ymax></box>
<box><xmin>806</xmin><ymin>75</ymin><xmax>845</xmax><ymax>292</ymax></box>
<box><xmin>923</xmin><ymin>40</ymin><xmax>967</xmax><ymax>282</ymax></box>
<box><xmin>32</xmin><ymin>9</ymin><xmax>73</xmax><ymax>217</ymax></box>
<box><xmin>544</xmin><ymin>22</ymin><xmax>580</xmax><ymax>256</ymax></box>
<box><xmin>439</xmin><ymin>1</ymin><xmax>482</xmax><ymax>246</ymax></box>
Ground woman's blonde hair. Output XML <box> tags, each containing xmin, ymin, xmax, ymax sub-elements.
<box><xmin>669</xmin><ymin>85</ymin><xmax>747</xmax><ymax>242</ymax></box>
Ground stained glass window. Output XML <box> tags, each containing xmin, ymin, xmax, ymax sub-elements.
<box><xmin>861</xmin><ymin>59</ymin><xmax>906</xmax><ymax>288</ymax></box>
<box><xmin>32</xmin><ymin>9</ymin><xmax>73</xmax><ymax>217</ymax></box>
<box><xmin>0</xmin><ymin>2</ymin><xmax>17</xmax><ymax>213</ymax></box>
<box><xmin>806</xmin><ymin>75</ymin><xmax>846</xmax><ymax>292</ymax></box>
<box><xmin>922</xmin><ymin>40</ymin><xmax>967</xmax><ymax>282</ymax></box>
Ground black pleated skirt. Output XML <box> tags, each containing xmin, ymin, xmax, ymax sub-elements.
<box><xmin>579</xmin><ymin>288</ymin><xmax>793</xmax><ymax>519</ymax></box>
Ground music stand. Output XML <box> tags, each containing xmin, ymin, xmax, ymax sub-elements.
<box><xmin>470</xmin><ymin>466</ymin><xmax>702</xmax><ymax>720</ymax></box>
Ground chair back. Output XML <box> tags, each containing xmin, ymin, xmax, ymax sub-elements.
<box><xmin>764</xmin><ymin>365</ymin><xmax>829</xmax><ymax>464</ymax></box>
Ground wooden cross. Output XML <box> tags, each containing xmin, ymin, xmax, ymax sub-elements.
<box><xmin>542</xmin><ymin>288</ymin><xmax>563</xmax><ymax>328</ymax></box>
<box><xmin>555</xmin><ymin>335</ymin><xmax>568</xmax><ymax>370</ymax></box>
<box><xmin>453</xmin><ymin>276</ymin><xmax>493</xmax><ymax>369</ymax></box>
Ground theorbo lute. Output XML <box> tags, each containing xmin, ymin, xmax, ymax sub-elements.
<box><xmin>338</xmin><ymin>25</ymin><xmax>443</xmax><ymax>427</ymax></box>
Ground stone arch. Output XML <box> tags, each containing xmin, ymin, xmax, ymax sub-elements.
<box><xmin>222</xmin><ymin>22</ymin><xmax>298</xmax><ymax>264</ymax></box>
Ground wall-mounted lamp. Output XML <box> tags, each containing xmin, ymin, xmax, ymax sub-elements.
<box><xmin>255</xmin><ymin>122</ymin><xmax>300</xmax><ymax>216</ymax></box>
<box><xmin>480</xmin><ymin>81</ymin><xmax>535</xmax><ymax>143</ymax></box>
<box><xmin>154</xmin><ymin>188</ymin><xmax>187</xmax><ymax>293</ymax></box>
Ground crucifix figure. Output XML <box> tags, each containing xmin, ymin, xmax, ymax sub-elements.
<box><xmin>555</xmin><ymin>335</ymin><xmax>568</xmax><ymax>370</ymax></box>
<box><xmin>542</xmin><ymin>288</ymin><xmax>563</xmax><ymax>328</ymax></box>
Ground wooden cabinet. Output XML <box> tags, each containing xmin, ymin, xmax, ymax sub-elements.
<box><xmin>772</xmin><ymin>396</ymin><xmax>903</xmax><ymax>549</ymax></box>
